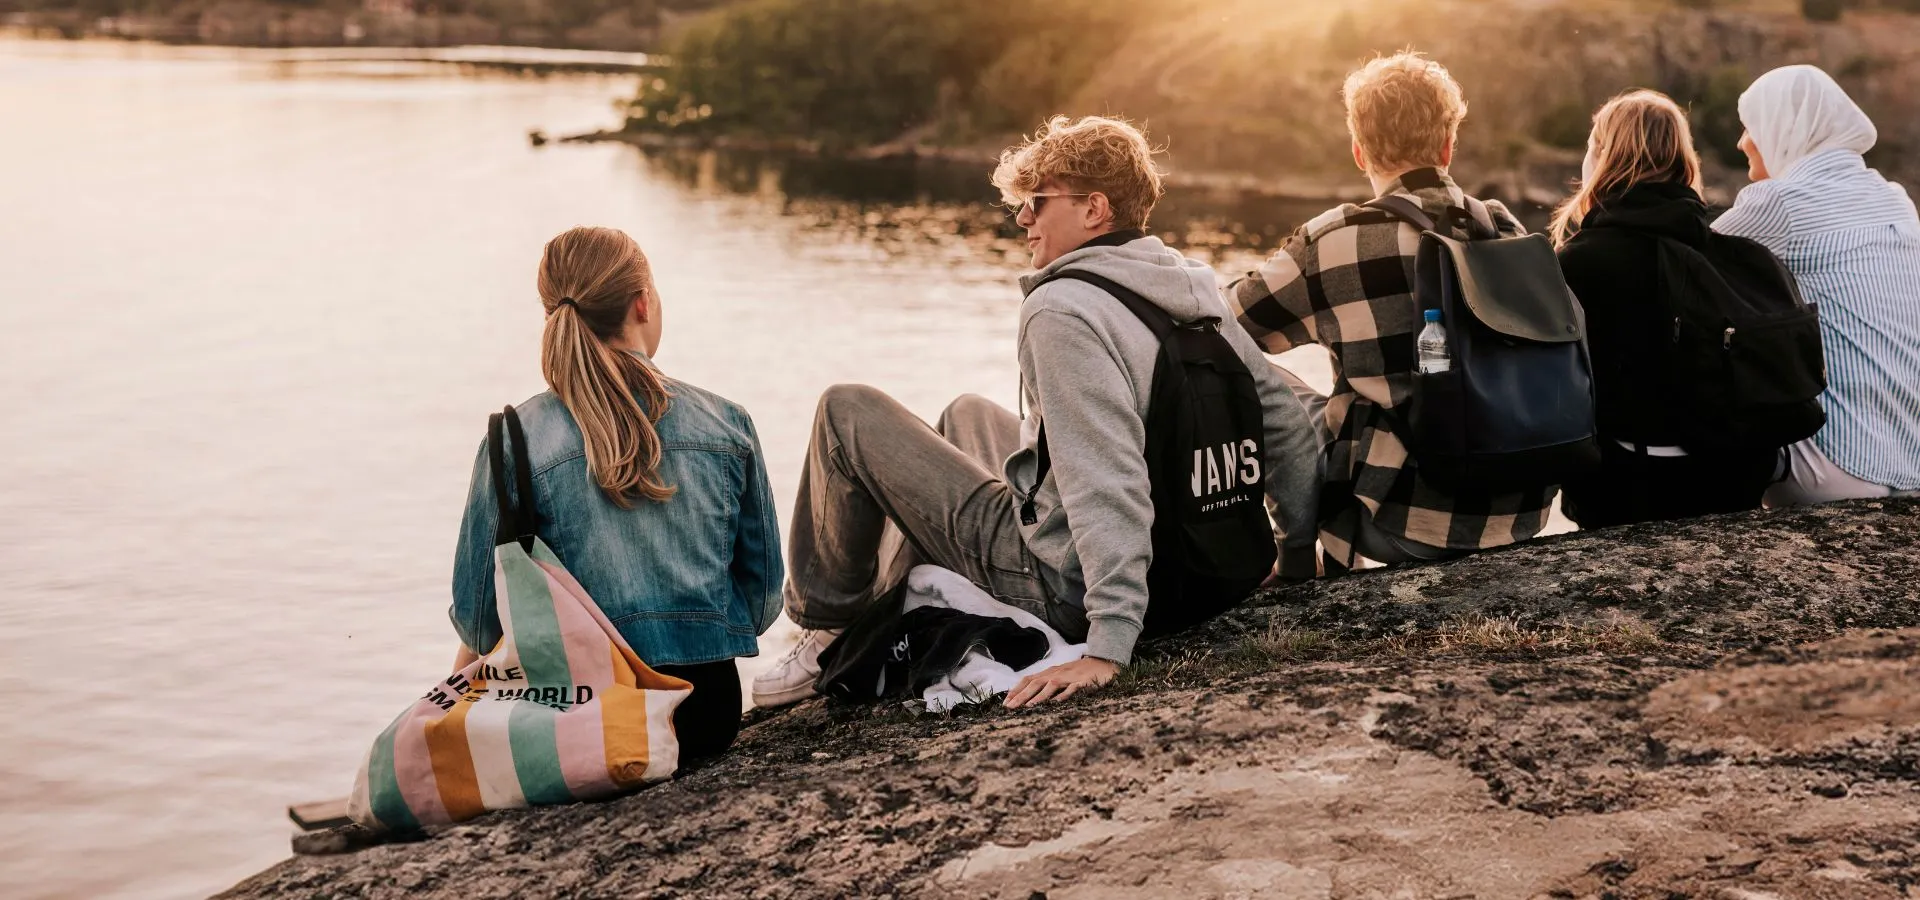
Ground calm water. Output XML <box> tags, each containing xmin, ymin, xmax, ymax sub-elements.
<box><xmin>0</xmin><ymin>38</ymin><xmax>1344</xmax><ymax>900</ymax></box>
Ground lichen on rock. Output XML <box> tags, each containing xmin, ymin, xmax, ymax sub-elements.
<box><xmin>223</xmin><ymin>499</ymin><xmax>1920</xmax><ymax>899</ymax></box>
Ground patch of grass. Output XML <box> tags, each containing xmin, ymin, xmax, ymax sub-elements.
<box><xmin>1436</xmin><ymin>615</ymin><xmax>1546</xmax><ymax>653</ymax></box>
<box><xmin>1250</xmin><ymin>624</ymin><xmax>1341</xmax><ymax>661</ymax></box>
<box><xmin>754</xmin><ymin>614</ymin><xmax>1668</xmax><ymax>731</ymax></box>
<box><xmin>1432</xmin><ymin>615</ymin><xmax>1663</xmax><ymax>655</ymax></box>
<box><xmin>1574</xmin><ymin>620</ymin><xmax>1666</xmax><ymax>654</ymax></box>
<box><xmin>782</xmin><ymin>612</ymin><xmax>1672</xmax><ymax>712</ymax></box>
<box><xmin>1112</xmin><ymin>614</ymin><xmax>1668</xmax><ymax>696</ymax></box>
<box><xmin>1113</xmin><ymin>645</ymin><xmax>1224</xmax><ymax>692</ymax></box>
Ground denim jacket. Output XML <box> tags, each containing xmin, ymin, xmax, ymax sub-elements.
<box><xmin>450</xmin><ymin>357</ymin><xmax>783</xmax><ymax>666</ymax></box>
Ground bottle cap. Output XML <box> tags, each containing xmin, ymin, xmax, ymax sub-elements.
<box><xmin>1423</xmin><ymin>309</ymin><xmax>1442</xmax><ymax>323</ymax></box>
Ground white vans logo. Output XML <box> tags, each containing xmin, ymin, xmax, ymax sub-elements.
<box><xmin>1191</xmin><ymin>438</ymin><xmax>1261</xmax><ymax>499</ymax></box>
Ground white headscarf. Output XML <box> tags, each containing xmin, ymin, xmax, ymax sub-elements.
<box><xmin>1737</xmin><ymin>65</ymin><xmax>1877</xmax><ymax>181</ymax></box>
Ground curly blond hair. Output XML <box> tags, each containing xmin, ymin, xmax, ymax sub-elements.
<box><xmin>1342</xmin><ymin>52</ymin><xmax>1468</xmax><ymax>174</ymax></box>
<box><xmin>990</xmin><ymin>115</ymin><xmax>1167</xmax><ymax>231</ymax></box>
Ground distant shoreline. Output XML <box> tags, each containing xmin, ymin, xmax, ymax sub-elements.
<box><xmin>558</xmin><ymin>128</ymin><xmax>1577</xmax><ymax>210</ymax></box>
<box><xmin>0</xmin><ymin>29</ymin><xmax>660</xmax><ymax>75</ymax></box>
<box><xmin>0</xmin><ymin>11</ymin><xmax>664</xmax><ymax>56</ymax></box>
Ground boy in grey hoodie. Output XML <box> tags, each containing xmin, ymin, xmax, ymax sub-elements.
<box><xmin>754</xmin><ymin>116</ymin><xmax>1321</xmax><ymax>710</ymax></box>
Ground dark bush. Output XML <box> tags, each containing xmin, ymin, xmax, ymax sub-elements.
<box><xmin>627</xmin><ymin>0</ymin><xmax>1147</xmax><ymax>143</ymax></box>
<box><xmin>1534</xmin><ymin>102</ymin><xmax>1594</xmax><ymax>150</ymax></box>
<box><xmin>1802</xmin><ymin>0</ymin><xmax>1846</xmax><ymax>21</ymax></box>
<box><xmin>1666</xmin><ymin>65</ymin><xmax>1752</xmax><ymax>168</ymax></box>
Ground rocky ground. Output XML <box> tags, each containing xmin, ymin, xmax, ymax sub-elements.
<box><xmin>223</xmin><ymin>499</ymin><xmax>1920</xmax><ymax>899</ymax></box>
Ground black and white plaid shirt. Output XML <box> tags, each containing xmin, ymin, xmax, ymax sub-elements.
<box><xmin>1226</xmin><ymin>168</ymin><xmax>1555</xmax><ymax>560</ymax></box>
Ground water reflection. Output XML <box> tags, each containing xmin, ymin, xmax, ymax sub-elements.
<box><xmin>634</xmin><ymin>146</ymin><xmax>1374</xmax><ymax>270</ymax></box>
<box><xmin>1</xmin><ymin>37</ymin><xmax>1557</xmax><ymax>900</ymax></box>
<box><xmin>631</xmin><ymin>145</ymin><xmax>1553</xmax><ymax>282</ymax></box>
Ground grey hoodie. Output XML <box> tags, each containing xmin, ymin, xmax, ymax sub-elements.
<box><xmin>1005</xmin><ymin>234</ymin><xmax>1321</xmax><ymax>665</ymax></box>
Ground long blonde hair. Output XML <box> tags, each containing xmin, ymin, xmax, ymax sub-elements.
<box><xmin>1549</xmin><ymin>90</ymin><xmax>1706</xmax><ymax>248</ymax></box>
<box><xmin>538</xmin><ymin>226</ymin><xmax>675</xmax><ymax>506</ymax></box>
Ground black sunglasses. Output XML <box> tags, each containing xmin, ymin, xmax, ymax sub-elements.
<box><xmin>1005</xmin><ymin>192</ymin><xmax>1093</xmax><ymax>218</ymax></box>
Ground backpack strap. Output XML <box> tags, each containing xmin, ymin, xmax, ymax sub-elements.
<box><xmin>1018</xmin><ymin>269</ymin><xmax>1194</xmax><ymax>526</ymax></box>
<box><xmin>487</xmin><ymin>405</ymin><xmax>540</xmax><ymax>550</ymax></box>
<box><xmin>1364</xmin><ymin>194</ymin><xmax>1500</xmax><ymax>240</ymax></box>
<box><xmin>1036</xmin><ymin>269</ymin><xmax>1183</xmax><ymax>337</ymax></box>
<box><xmin>1363</xmin><ymin>195</ymin><xmax>1438</xmax><ymax>233</ymax></box>
<box><xmin>1461</xmin><ymin>197</ymin><xmax>1500</xmax><ymax>239</ymax></box>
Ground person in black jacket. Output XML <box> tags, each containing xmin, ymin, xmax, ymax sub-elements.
<box><xmin>1551</xmin><ymin>90</ymin><xmax>1780</xmax><ymax>528</ymax></box>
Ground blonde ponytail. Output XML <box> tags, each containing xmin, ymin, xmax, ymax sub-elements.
<box><xmin>537</xmin><ymin>227</ymin><xmax>675</xmax><ymax>507</ymax></box>
<box><xmin>1549</xmin><ymin>90</ymin><xmax>1706</xmax><ymax>249</ymax></box>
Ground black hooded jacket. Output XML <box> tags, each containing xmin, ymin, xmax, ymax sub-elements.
<box><xmin>1556</xmin><ymin>181</ymin><xmax>1714</xmax><ymax>446</ymax></box>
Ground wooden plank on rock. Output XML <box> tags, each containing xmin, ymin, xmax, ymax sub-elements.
<box><xmin>286</xmin><ymin>798</ymin><xmax>351</xmax><ymax>832</ymax></box>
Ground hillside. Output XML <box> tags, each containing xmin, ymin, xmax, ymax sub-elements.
<box><xmin>623</xmin><ymin>0</ymin><xmax>1920</xmax><ymax>199</ymax></box>
<box><xmin>1062</xmin><ymin>0</ymin><xmax>1920</xmax><ymax>196</ymax></box>
<box><xmin>225</xmin><ymin>498</ymin><xmax>1920</xmax><ymax>899</ymax></box>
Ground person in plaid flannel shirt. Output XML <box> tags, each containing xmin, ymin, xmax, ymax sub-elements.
<box><xmin>1226</xmin><ymin>52</ymin><xmax>1557</xmax><ymax>568</ymax></box>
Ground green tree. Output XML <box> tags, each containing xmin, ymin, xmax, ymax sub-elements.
<box><xmin>1666</xmin><ymin>65</ymin><xmax>1752</xmax><ymax>167</ymax></box>
<box><xmin>630</xmin><ymin>0</ymin><xmax>1151</xmax><ymax>143</ymax></box>
<box><xmin>1803</xmin><ymin>0</ymin><xmax>1846</xmax><ymax>21</ymax></box>
<box><xmin>1534</xmin><ymin>102</ymin><xmax>1593</xmax><ymax>150</ymax></box>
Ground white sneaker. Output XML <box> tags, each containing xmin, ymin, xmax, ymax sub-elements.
<box><xmin>751</xmin><ymin>628</ymin><xmax>839</xmax><ymax>708</ymax></box>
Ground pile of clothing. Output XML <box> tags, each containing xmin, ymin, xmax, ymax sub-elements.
<box><xmin>815</xmin><ymin>566</ymin><xmax>1087</xmax><ymax>713</ymax></box>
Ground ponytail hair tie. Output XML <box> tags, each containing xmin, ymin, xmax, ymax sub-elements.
<box><xmin>551</xmin><ymin>297</ymin><xmax>578</xmax><ymax>316</ymax></box>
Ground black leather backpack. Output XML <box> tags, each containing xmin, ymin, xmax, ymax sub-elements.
<box><xmin>1366</xmin><ymin>196</ymin><xmax>1601</xmax><ymax>493</ymax></box>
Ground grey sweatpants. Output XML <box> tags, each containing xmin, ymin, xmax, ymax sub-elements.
<box><xmin>782</xmin><ymin>385</ymin><xmax>1089</xmax><ymax>641</ymax></box>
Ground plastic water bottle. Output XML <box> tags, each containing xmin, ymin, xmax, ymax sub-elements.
<box><xmin>1417</xmin><ymin>309</ymin><xmax>1451</xmax><ymax>374</ymax></box>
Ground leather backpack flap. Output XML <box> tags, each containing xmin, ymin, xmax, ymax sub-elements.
<box><xmin>1435</xmin><ymin>232</ymin><xmax>1586</xmax><ymax>344</ymax></box>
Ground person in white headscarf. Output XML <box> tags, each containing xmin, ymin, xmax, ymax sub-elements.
<box><xmin>1733</xmin><ymin>64</ymin><xmax>1879</xmax><ymax>182</ymax></box>
<box><xmin>1714</xmin><ymin>65</ymin><xmax>1920</xmax><ymax>506</ymax></box>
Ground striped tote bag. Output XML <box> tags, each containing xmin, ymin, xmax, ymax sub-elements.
<box><xmin>349</xmin><ymin>406</ymin><xmax>692</xmax><ymax>830</ymax></box>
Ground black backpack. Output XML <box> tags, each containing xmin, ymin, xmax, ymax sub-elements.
<box><xmin>1026</xmin><ymin>269</ymin><xmax>1276</xmax><ymax>640</ymax></box>
<box><xmin>1635</xmin><ymin>230</ymin><xmax>1827</xmax><ymax>451</ymax></box>
<box><xmin>1365</xmin><ymin>196</ymin><xmax>1601</xmax><ymax>493</ymax></box>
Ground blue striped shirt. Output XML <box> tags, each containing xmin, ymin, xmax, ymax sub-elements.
<box><xmin>1713</xmin><ymin>149</ymin><xmax>1920</xmax><ymax>490</ymax></box>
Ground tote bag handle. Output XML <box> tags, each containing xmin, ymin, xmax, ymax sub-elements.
<box><xmin>486</xmin><ymin>406</ymin><xmax>540</xmax><ymax>550</ymax></box>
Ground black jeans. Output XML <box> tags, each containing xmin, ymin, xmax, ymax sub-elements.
<box><xmin>652</xmin><ymin>660</ymin><xmax>742</xmax><ymax>764</ymax></box>
<box><xmin>1562</xmin><ymin>440</ymin><xmax>1778</xmax><ymax>530</ymax></box>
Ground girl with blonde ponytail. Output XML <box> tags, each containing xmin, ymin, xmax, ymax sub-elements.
<box><xmin>1553</xmin><ymin>91</ymin><xmax>1781</xmax><ymax>528</ymax></box>
<box><xmin>449</xmin><ymin>226</ymin><xmax>783</xmax><ymax>763</ymax></box>
<box><xmin>538</xmin><ymin>226</ymin><xmax>676</xmax><ymax>506</ymax></box>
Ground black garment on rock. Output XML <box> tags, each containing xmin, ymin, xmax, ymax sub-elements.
<box><xmin>817</xmin><ymin>604</ymin><xmax>1051</xmax><ymax>702</ymax></box>
<box><xmin>653</xmin><ymin>659</ymin><xmax>742</xmax><ymax>763</ymax></box>
<box><xmin>1556</xmin><ymin>181</ymin><xmax>1779</xmax><ymax>527</ymax></box>
<box><xmin>1560</xmin><ymin>437</ymin><xmax>1779</xmax><ymax>529</ymax></box>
